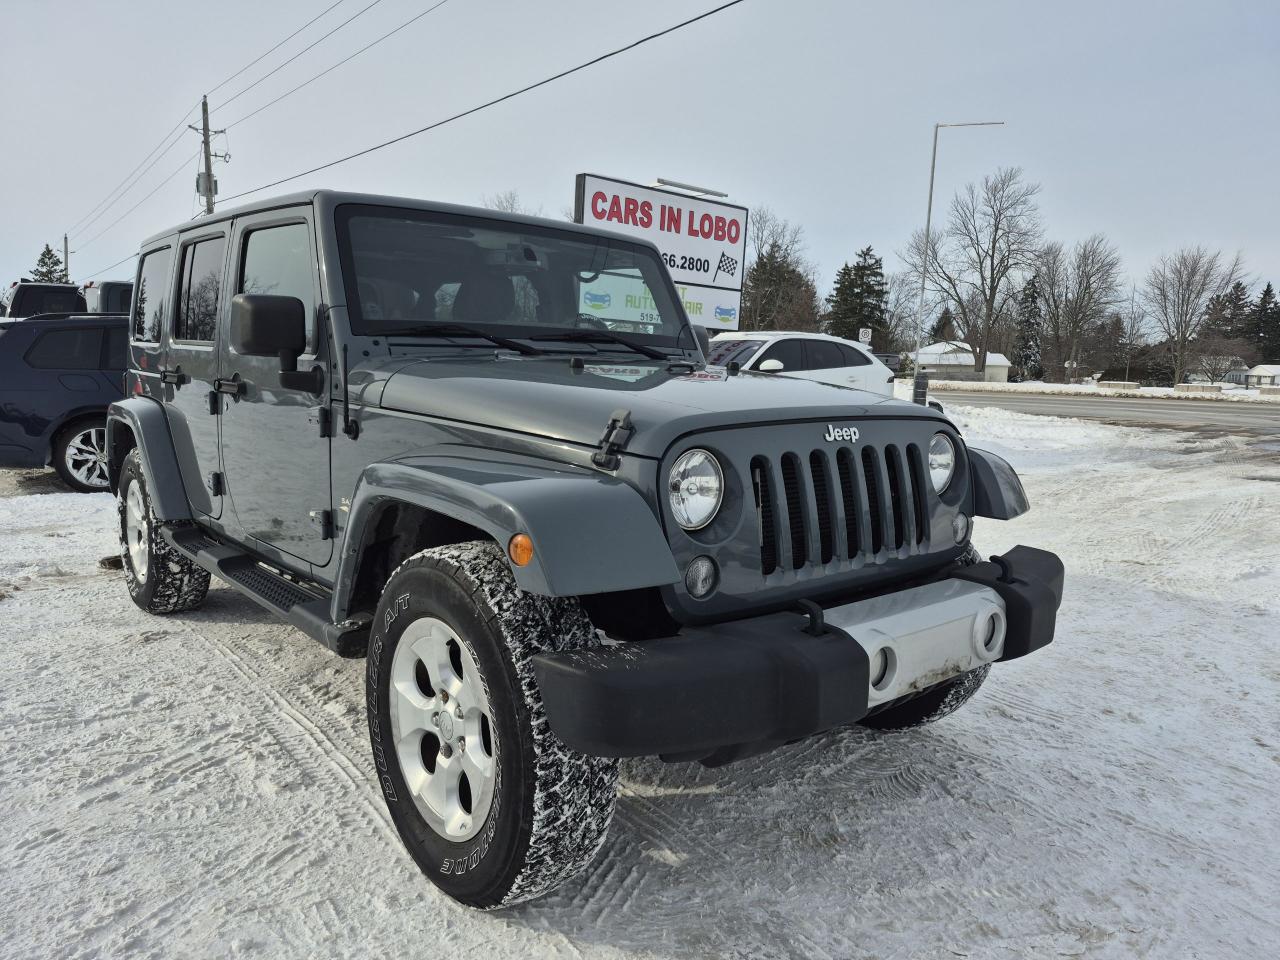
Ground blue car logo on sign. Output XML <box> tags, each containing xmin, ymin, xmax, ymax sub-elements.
<box><xmin>714</xmin><ymin>306</ymin><xmax>736</xmax><ymax>323</ymax></box>
<box><xmin>584</xmin><ymin>291</ymin><xmax>611</xmax><ymax>311</ymax></box>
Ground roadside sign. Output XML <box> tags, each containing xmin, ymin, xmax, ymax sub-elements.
<box><xmin>574</xmin><ymin>173</ymin><xmax>748</xmax><ymax>330</ymax></box>
<box><xmin>858</xmin><ymin>328</ymin><xmax>872</xmax><ymax>343</ymax></box>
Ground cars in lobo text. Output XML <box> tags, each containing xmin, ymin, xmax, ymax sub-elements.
<box><xmin>107</xmin><ymin>190</ymin><xmax>1064</xmax><ymax>908</ymax></box>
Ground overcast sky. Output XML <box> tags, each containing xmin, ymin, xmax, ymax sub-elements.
<box><xmin>2</xmin><ymin>0</ymin><xmax>1277</xmax><ymax>297</ymax></box>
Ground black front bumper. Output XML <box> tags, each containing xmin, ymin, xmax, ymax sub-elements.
<box><xmin>533</xmin><ymin>545</ymin><xmax>1064</xmax><ymax>764</ymax></box>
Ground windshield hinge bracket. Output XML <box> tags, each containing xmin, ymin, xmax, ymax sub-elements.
<box><xmin>592</xmin><ymin>409</ymin><xmax>634</xmax><ymax>471</ymax></box>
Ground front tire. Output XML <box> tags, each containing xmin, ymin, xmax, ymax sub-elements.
<box><xmin>117</xmin><ymin>448</ymin><xmax>210</xmax><ymax>614</ymax></box>
<box><xmin>366</xmin><ymin>541</ymin><xmax>618</xmax><ymax>908</ymax></box>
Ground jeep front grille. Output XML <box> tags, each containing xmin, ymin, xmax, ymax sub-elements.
<box><xmin>751</xmin><ymin>443</ymin><xmax>930</xmax><ymax>576</ymax></box>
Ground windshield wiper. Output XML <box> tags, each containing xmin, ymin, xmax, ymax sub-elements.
<box><xmin>531</xmin><ymin>328</ymin><xmax>672</xmax><ymax>361</ymax></box>
<box><xmin>371</xmin><ymin>322</ymin><xmax>545</xmax><ymax>355</ymax></box>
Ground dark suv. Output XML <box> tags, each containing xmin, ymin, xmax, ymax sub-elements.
<box><xmin>107</xmin><ymin>190</ymin><xmax>1063</xmax><ymax>908</ymax></box>
<box><xmin>0</xmin><ymin>314</ymin><xmax>127</xmax><ymax>490</ymax></box>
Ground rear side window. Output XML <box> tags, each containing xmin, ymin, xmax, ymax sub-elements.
<box><xmin>25</xmin><ymin>328</ymin><xmax>103</xmax><ymax>370</ymax></box>
<box><xmin>12</xmin><ymin>286</ymin><xmax>86</xmax><ymax>317</ymax></box>
<box><xmin>757</xmin><ymin>338</ymin><xmax>806</xmax><ymax>372</ymax></box>
<box><xmin>104</xmin><ymin>326</ymin><xmax>127</xmax><ymax>369</ymax></box>
<box><xmin>839</xmin><ymin>344</ymin><xmax>872</xmax><ymax>366</ymax></box>
<box><xmin>806</xmin><ymin>339</ymin><xmax>846</xmax><ymax>370</ymax></box>
<box><xmin>133</xmin><ymin>247</ymin><xmax>173</xmax><ymax>342</ymax></box>
<box><xmin>240</xmin><ymin>223</ymin><xmax>315</xmax><ymax>342</ymax></box>
<box><xmin>103</xmin><ymin>283</ymin><xmax>133</xmax><ymax>314</ymax></box>
<box><xmin>175</xmin><ymin>236</ymin><xmax>226</xmax><ymax>342</ymax></box>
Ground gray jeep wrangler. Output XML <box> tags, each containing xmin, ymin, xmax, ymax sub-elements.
<box><xmin>107</xmin><ymin>190</ymin><xmax>1063</xmax><ymax>908</ymax></box>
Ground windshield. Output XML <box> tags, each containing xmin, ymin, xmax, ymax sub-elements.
<box><xmin>335</xmin><ymin>204</ymin><xmax>688</xmax><ymax>345</ymax></box>
<box><xmin>706</xmin><ymin>339</ymin><xmax>763</xmax><ymax>366</ymax></box>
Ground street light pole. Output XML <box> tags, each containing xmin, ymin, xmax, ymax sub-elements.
<box><xmin>911</xmin><ymin>120</ymin><xmax>1004</xmax><ymax>404</ymax></box>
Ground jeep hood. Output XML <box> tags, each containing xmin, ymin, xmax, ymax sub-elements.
<box><xmin>376</xmin><ymin>355</ymin><xmax>943</xmax><ymax>459</ymax></box>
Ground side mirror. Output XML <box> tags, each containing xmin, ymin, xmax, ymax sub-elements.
<box><xmin>692</xmin><ymin>324</ymin><xmax>711</xmax><ymax>357</ymax></box>
<box><xmin>231</xmin><ymin>294</ymin><xmax>320</xmax><ymax>392</ymax></box>
<box><xmin>758</xmin><ymin>358</ymin><xmax>784</xmax><ymax>372</ymax></box>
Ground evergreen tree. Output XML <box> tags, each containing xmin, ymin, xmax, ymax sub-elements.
<box><xmin>1253</xmin><ymin>282</ymin><xmax>1280</xmax><ymax>360</ymax></box>
<box><xmin>31</xmin><ymin>244</ymin><xmax>69</xmax><ymax>283</ymax></box>
<box><xmin>928</xmin><ymin>305</ymin><xmax>957</xmax><ymax>342</ymax></box>
<box><xmin>825</xmin><ymin>246</ymin><xmax>888</xmax><ymax>348</ymax></box>
<box><xmin>1011</xmin><ymin>276</ymin><xmax>1044</xmax><ymax>381</ymax></box>
<box><xmin>1204</xmin><ymin>280</ymin><xmax>1253</xmax><ymax>340</ymax></box>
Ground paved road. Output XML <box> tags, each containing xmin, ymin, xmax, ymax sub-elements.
<box><xmin>939</xmin><ymin>390</ymin><xmax>1280</xmax><ymax>442</ymax></box>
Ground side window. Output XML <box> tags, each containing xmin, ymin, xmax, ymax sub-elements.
<box><xmin>103</xmin><ymin>326</ymin><xmax>128</xmax><ymax>369</ymax></box>
<box><xmin>239</xmin><ymin>223</ymin><xmax>315</xmax><ymax>343</ymax></box>
<box><xmin>806</xmin><ymin>339</ymin><xmax>846</xmax><ymax>370</ymax></box>
<box><xmin>758</xmin><ymin>338</ymin><xmax>806</xmax><ymax>372</ymax></box>
<box><xmin>25</xmin><ymin>328</ymin><xmax>103</xmax><ymax>370</ymax></box>
<box><xmin>133</xmin><ymin>247</ymin><xmax>172</xmax><ymax>342</ymax></box>
<box><xmin>175</xmin><ymin>236</ymin><xmax>226</xmax><ymax>342</ymax></box>
<box><xmin>839</xmin><ymin>343</ymin><xmax>872</xmax><ymax>367</ymax></box>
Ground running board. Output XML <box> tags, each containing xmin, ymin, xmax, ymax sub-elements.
<box><xmin>163</xmin><ymin>526</ymin><xmax>369</xmax><ymax>657</ymax></box>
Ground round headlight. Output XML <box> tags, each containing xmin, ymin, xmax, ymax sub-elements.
<box><xmin>668</xmin><ymin>449</ymin><xmax>723</xmax><ymax>530</ymax></box>
<box><xmin>928</xmin><ymin>433</ymin><xmax>956</xmax><ymax>493</ymax></box>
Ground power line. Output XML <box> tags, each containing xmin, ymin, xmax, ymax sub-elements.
<box><xmin>213</xmin><ymin>0</ymin><xmax>387</xmax><ymax>115</ymax></box>
<box><xmin>208</xmin><ymin>0</ymin><xmax>349</xmax><ymax>97</ymax></box>
<box><xmin>70</xmin><ymin>122</ymin><xmax>195</xmax><ymax>239</ymax></box>
<box><xmin>217</xmin><ymin>0</ymin><xmax>749</xmax><ymax>207</ymax></box>
<box><xmin>76</xmin><ymin>150</ymin><xmax>201</xmax><ymax>252</ymax></box>
<box><xmin>66</xmin><ymin>0</ymin><xmax>348</xmax><ymax>238</ymax></box>
<box><xmin>225</xmin><ymin>0</ymin><xmax>453</xmax><ymax>130</ymax></box>
<box><xmin>66</xmin><ymin>103</ymin><xmax>198</xmax><ymax>234</ymax></box>
<box><xmin>79</xmin><ymin>252</ymin><xmax>139</xmax><ymax>282</ymax></box>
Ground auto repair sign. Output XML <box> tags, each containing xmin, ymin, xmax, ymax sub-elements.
<box><xmin>575</xmin><ymin>173</ymin><xmax>748</xmax><ymax>329</ymax></box>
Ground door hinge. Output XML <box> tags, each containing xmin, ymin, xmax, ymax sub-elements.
<box><xmin>206</xmin><ymin>472</ymin><xmax>225</xmax><ymax>496</ymax></box>
<box><xmin>591</xmin><ymin>408</ymin><xmax>634</xmax><ymax>471</ymax></box>
<box><xmin>309</xmin><ymin>508</ymin><xmax>334</xmax><ymax>540</ymax></box>
<box><xmin>309</xmin><ymin>406</ymin><xmax>333</xmax><ymax>438</ymax></box>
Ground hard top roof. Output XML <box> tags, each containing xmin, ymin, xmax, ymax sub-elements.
<box><xmin>138</xmin><ymin>189</ymin><xmax>663</xmax><ymax>253</ymax></box>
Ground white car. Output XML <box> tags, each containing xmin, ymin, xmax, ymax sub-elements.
<box><xmin>708</xmin><ymin>331</ymin><xmax>897</xmax><ymax>396</ymax></box>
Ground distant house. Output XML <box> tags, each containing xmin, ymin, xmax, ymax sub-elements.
<box><xmin>1244</xmin><ymin>364</ymin><xmax>1280</xmax><ymax>387</ymax></box>
<box><xmin>913</xmin><ymin>340</ymin><xmax>1011</xmax><ymax>383</ymax></box>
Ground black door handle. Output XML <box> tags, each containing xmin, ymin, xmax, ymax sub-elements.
<box><xmin>159</xmin><ymin>367</ymin><xmax>189</xmax><ymax>386</ymax></box>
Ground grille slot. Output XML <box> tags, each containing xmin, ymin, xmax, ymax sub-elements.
<box><xmin>780</xmin><ymin>454</ymin><xmax>807</xmax><ymax>570</ymax></box>
<box><xmin>907</xmin><ymin>443</ymin><xmax>929</xmax><ymax>544</ymax></box>
<box><xmin>809</xmin><ymin>451</ymin><xmax>834</xmax><ymax>564</ymax></box>
<box><xmin>836</xmin><ymin>448</ymin><xmax>859</xmax><ymax>557</ymax></box>
<box><xmin>751</xmin><ymin>457</ymin><xmax>777</xmax><ymax>575</ymax></box>
<box><xmin>885</xmin><ymin>445</ymin><xmax>907</xmax><ymax>550</ymax></box>
<box><xmin>862</xmin><ymin>447</ymin><xmax>884</xmax><ymax>555</ymax></box>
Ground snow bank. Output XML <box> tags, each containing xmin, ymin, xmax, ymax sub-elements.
<box><xmin>899</xmin><ymin>378</ymin><xmax>1275</xmax><ymax>402</ymax></box>
<box><xmin>2</xmin><ymin>412</ymin><xmax>1279</xmax><ymax>959</ymax></box>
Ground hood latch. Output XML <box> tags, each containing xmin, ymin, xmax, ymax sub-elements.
<box><xmin>592</xmin><ymin>408</ymin><xmax>634</xmax><ymax>470</ymax></box>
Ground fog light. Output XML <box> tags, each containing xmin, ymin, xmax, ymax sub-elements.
<box><xmin>952</xmin><ymin>513</ymin><xmax>970</xmax><ymax>543</ymax></box>
<box><xmin>684</xmin><ymin>556</ymin><xmax>718</xmax><ymax>598</ymax></box>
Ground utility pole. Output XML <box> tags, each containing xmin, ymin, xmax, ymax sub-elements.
<box><xmin>63</xmin><ymin>233</ymin><xmax>70</xmax><ymax>280</ymax></box>
<box><xmin>910</xmin><ymin>121</ymin><xmax>1004</xmax><ymax>404</ymax></box>
<box><xmin>190</xmin><ymin>95</ymin><xmax>228</xmax><ymax>215</ymax></box>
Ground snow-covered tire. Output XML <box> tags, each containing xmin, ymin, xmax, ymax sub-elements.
<box><xmin>117</xmin><ymin>448</ymin><xmax>210</xmax><ymax>615</ymax></box>
<box><xmin>365</xmin><ymin>541</ymin><xmax>618</xmax><ymax>908</ymax></box>
<box><xmin>859</xmin><ymin>542</ymin><xmax>988</xmax><ymax>731</ymax></box>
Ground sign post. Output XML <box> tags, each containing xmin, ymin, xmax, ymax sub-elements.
<box><xmin>574</xmin><ymin>173</ymin><xmax>748</xmax><ymax>331</ymax></box>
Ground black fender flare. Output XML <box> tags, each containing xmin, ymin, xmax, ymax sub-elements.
<box><xmin>106</xmin><ymin>397</ymin><xmax>192</xmax><ymax>521</ymax></box>
<box><xmin>332</xmin><ymin>456</ymin><xmax>680</xmax><ymax>617</ymax></box>
<box><xmin>968</xmin><ymin>447</ymin><xmax>1029</xmax><ymax>520</ymax></box>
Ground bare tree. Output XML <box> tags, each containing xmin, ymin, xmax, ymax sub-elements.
<box><xmin>740</xmin><ymin>208</ymin><xmax>819</xmax><ymax>332</ymax></box>
<box><xmin>882</xmin><ymin>272</ymin><xmax>918</xmax><ymax>351</ymax></box>
<box><xmin>1035</xmin><ymin>234</ymin><xmax>1122</xmax><ymax>381</ymax></box>
<box><xmin>482</xmin><ymin>189</ymin><xmax>542</xmax><ymax>216</ymax></box>
<box><xmin>1141</xmin><ymin>247</ymin><xmax>1245</xmax><ymax>384</ymax></box>
<box><xmin>1120</xmin><ymin>287</ymin><xmax>1148</xmax><ymax>382</ymax></box>
<box><xmin>904</xmin><ymin>167</ymin><xmax>1042</xmax><ymax>371</ymax></box>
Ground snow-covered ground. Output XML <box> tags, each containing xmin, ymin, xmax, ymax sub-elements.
<box><xmin>2</xmin><ymin>410</ymin><xmax>1279</xmax><ymax>960</ymax></box>
<box><xmin>903</xmin><ymin>378</ymin><xmax>1276</xmax><ymax>402</ymax></box>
